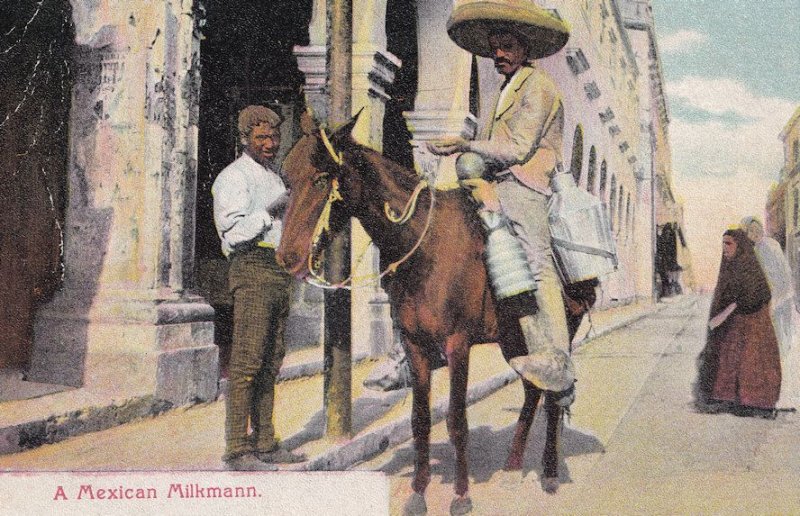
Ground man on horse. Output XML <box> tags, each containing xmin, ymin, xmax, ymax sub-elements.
<box><xmin>428</xmin><ymin>1</ymin><xmax>576</xmax><ymax>403</ymax></box>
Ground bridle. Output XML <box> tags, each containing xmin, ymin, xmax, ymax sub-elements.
<box><xmin>305</xmin><ymin>127</ymin><xmax>435</xmax><ymax>290</ymax></box>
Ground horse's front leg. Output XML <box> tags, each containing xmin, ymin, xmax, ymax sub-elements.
<box><xmin>504</xmin><ymin>380</ymin><xmax>542</xmax><ymax>471</ymax></box>
<box><xmin>445</xmin><ymin>332</ymin><xmax>473</xmax><ymax>515</ymax></box>
<box><xmin>403</xmin><ymin>336</ymin><xmax>432</xmax><ymax>516</ymax></box>
<box><xmin>541</xmin><ymin>393</ymin><xmax>563</xmax><ymax>494</ymax></box>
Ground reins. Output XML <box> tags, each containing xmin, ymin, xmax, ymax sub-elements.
<box><xmin>306</xmin><ymin>128</ymin><xmax>435</xmax><ymax>290</ymax></box>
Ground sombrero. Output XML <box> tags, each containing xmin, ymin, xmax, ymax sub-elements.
<box><xmin>447</xmin><ymin>0</ymin><xmax>570</xmax><ymax>60</ymax></box>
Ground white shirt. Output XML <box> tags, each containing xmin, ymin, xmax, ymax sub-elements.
<box><xmin>211</xmin><ymin>152</ymin><xmax>286</xmax><ymax>256</ymax></box>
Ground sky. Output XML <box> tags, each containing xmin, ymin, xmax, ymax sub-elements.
<box><xmin>651</xmin><ymin>0</ymin><xmax>800</xmax><ymax>287</ymax></box>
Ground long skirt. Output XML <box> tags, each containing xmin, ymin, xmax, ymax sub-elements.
<box><xmin>711</xmin><ymin>304</ymin><xmax>781</xmax><ymax>409</ymax></box>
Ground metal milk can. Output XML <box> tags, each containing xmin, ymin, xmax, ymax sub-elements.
<box><xmin>548</xmin><ymin>173</ymin><xmax>618</xmax><ymax>283</ymax></box>
<box><xmin>456</xmin><ymin>152</ymin><xmax>537</xmax><ymax>300</ymax></box>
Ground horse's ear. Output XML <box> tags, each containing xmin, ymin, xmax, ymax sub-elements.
<box><xmin>300</xmin><ymin>108</ymin><xmax>318</xmax><ymax>136</ymax></box>
<box><xmin>329</xmin><ymin>107</ymin><xmax>364</xmax><ymax>144</ymax></box>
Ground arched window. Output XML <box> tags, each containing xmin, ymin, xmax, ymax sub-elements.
<box><xmin>618</xmin><ymin>184</ymin><xmax>625</xmax><ymax>233</ymax></box>
<box><xmin>609</xmin><ymin>175</ymin><xmax>617</xmax><ymax>231</ymax></box>
<box><xmin>570</xmin><ymin>125</ymin><xmax>584</xmax><ymax>184</ymax></box>
<box><xmin>599</xmin><ymin>160</ymin><xmax>608</xmax><ymax>199</ymax></box>
<box><xmin>586</xmin><ymin>146</ymin><xmax>597</xmax><ymax>194</ymax></box>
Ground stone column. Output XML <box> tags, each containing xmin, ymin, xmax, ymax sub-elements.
<box><xmin>28</xmin><ymin>0</ymin><xmax>218</xmax><ymax>405</ymax></box>
<box><xmin>404</xmin><ymin>0</ymin><xmax>476</xmax><ymax>185</ymax></box>
<box><xmin>288</xmin><ymin>43</ymin><xmax>328</xmax><ymax>351</ymax></box>
<box><xmin>288</xmin><ymin>0</ymin><xmax>329</xmax><ymax>353</ymax></box>
<box><xmin>350</xmin><ymin>44</ymin><xmax>400</xmax><ymax>358</ymax></box>
<box><xmin>295</xmin><ymin>0</ymin><xmax>328</xmax><ymax>121</ymax></box>
<box><xmin>350</xmin><ymin>0</ymin><xmax>398</xmax><ymax>358</ymax></box>
<box><xmin>294</xmin><ymin>0</ymin><xmax>399</xmax><ymax>359</ymax></box>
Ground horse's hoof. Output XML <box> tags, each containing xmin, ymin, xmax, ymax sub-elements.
<box><xmin>450</xmin><ymin>495</ymin><xmax>473</xmax><ymax>515</ymax></box>
<box><xmin>542</xmin><ymin>476</ymin><xmax>559</xmax><ymax>494</ymax></box>
<box><xmin>403</xmin><ymin>492</ymin><xmax>427</xmax><ymax>516</ymax></box>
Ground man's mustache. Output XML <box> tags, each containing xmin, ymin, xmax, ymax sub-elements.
<box><xmin>494</xmin><ymin>58</ymin><xmax>511</xmax><ymax>66</ymax></box>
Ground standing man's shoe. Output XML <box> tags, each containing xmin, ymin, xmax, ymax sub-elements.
<box><xmin>257</xmin><ymin>447</ymin><xmax>307</xmax><ymax>464</ymax></box>
<box><xmin>224</xmin><ymin>453</ymin><xmax>278</xmax><ymax>471</ymax></box>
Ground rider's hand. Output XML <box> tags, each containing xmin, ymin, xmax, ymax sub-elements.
<box><xmin>461</xmin><ymin>178</ymin><xmax>500</xmax><ymax>212</ymax></box>
<box><xmin>427</xmin><ymin>137</ymin><xmax>469</xmax><ymax>156</ymax></box>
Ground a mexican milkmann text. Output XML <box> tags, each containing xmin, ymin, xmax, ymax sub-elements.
<box><xmin>53</xmin><ymin>483</ymin><xmax>260</xmax><ymax>500</ymax></box>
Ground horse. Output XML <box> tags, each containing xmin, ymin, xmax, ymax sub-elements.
<box><xmin>276</xmin><ymin>112</ymin><xmax>565</xmax><ymax>514</ymax></box>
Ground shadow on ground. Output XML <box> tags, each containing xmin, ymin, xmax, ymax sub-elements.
<box><xmin>372</xmin><ymin>404</ymin><xmax>604</xmax><ymax>486</ymax></box>
<box><xmin>283</xmin><ymin>388</ymin><xmax>411</xmax><ymax>450</ymax></box>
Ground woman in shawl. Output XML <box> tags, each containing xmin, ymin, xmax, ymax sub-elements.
<box><xmin>696</xmin><ymin>229</ymin><xmax>781</xmax><ymax>418</ymax></box>
<box><xmin>741</xmin><ymin>216</ymin><xmax>797</xmax><ymax>409</ymax></box>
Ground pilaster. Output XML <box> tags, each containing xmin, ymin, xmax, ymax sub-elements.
<box><xmin>294</xmin><ymin>45</ymin><xmax>328</xmax><ymax>122</ymax></box>
<box><xmin>350</xmin><ymin>45</ymin><xmax>400</xmax><ymax>358</ymax></box>
<box><xmin>29</xmin><ymin>1</ymin><xmax>217</xmax><ymax>405</ymax></box>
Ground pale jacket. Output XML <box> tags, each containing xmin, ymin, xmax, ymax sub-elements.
<box><xmin>469</xmin><ymin>65</ymin><xmax>564</xmax><ymax>195</ymax></box>
<box><xmin>212</xmin><ymin>152</ymin><xmax>286</xmax><ymax>256</ymax></box>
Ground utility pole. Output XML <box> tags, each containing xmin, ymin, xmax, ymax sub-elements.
<box><xmin>324</xmin><ymin>0</ymin><xmax>353</xmax><ymax>440</ymax></box>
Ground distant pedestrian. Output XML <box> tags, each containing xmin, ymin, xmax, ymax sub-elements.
<box><xmin>696</xmin><ymin>229</ymin><xmax>781</xmax><ymax>418</ymax></box>
<box><xmin>212</xmin><ymin>105</ymin><xmax>306</xmax><ymax>470</ymax></box>
<box><xmin>741</xmin><ymin>216</ymin><xmax>797</xmax><ymax>409</ymax></box>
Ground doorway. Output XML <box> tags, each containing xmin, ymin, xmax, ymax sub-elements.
<box><xmin>194</xmin><ymin>0</ymin><xmax>313</xmax><ymax>375</ymax></box>
<box><xmin>0</xmin><ymin>1</ymin><xmax>73</xmax><ymax>369</ymax></box>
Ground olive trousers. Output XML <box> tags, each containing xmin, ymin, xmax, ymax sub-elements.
<box><xmin>224</xmin><ymin>247</ymin><xmax>293</xmax><ymax>461</ymax></box>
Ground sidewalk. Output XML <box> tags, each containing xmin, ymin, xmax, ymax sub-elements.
<box><xmin>0</xmin><ymin>296</ymin><xmax>669</xmax><ymax>469</ymax></box>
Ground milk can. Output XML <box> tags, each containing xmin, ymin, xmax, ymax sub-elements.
<box><xmin>548</xmin><ymin>173</ymin><xmax>618</xmax><ymax>283</ymax></box>
<box><xmin>456</xmin><ymin>152</ymin><xmax>537</xmax><ymax>300</ymax></box>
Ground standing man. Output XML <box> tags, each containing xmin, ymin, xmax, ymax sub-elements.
<box><xmin>429</xmin><ymin>2</ymin><xmax>573</xmax><ymax>400</ymax></box>
<box><xmin>212</xmin><ymin>105</ymin><xmax>305</xmax><ymax>470</ymax></box>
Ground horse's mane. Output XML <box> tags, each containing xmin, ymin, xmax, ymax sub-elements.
<box><xmin>345</xmin><ymin>139</ymin><xmax>424</xmax><ymax>192</ymax></box>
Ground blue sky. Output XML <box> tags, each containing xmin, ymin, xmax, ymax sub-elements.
<box><xmin>649</xmin><ymin>0</ymin><xmax>800</xmax><ymax>285</ymax></box>
<box><xmin>653</xmin><ymin>0</ymin><xmax>800</xmax><ymax>101</ymax></box>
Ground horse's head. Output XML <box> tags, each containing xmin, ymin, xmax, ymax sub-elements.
<box><xmin>276</xmin><ymin>110</ymin><xmax>362</xmax><ymax>278</ymax></box>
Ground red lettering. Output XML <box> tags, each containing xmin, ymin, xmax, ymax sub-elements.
<box><xmin>53</xmin><ymin>486</ymin><xmax>68</xmax><ymax>500</ymax></box>
<box><xmin>77</xmin><ymin>485</ymin><xmax>93</xmax><ymax>499</ymax></box>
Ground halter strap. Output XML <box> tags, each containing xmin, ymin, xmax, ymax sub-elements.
<box><xmin>305</xmin><ymin>152</ymin><xmax>435</xmax><ymax>290</ymax></box>
<box><xmin>320</xmin><ymin>126</ymin><xmax>344</xmax><ymax>166</ymax></box>
<box><xmin>307</xmin><ymin>178</ymin><xmax>344</xmax><ymax>286</ymax></box>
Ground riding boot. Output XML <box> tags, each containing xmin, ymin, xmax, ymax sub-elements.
<box><xmin>509</xmin><ymin>314</ymin><xmax>576</xmax><ymax>393</ymax></box>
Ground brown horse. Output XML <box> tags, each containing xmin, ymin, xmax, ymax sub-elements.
<box><xmin>277</xmin><ymin>113</ymin><xmax>564</xmax><ymax>514</ymax></box>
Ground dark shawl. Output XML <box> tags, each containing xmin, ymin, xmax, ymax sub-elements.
<box><xmin>709</xmin><ymin>229</ymin><xmax>771</xmax><ymax>318</ymax></box>
<box><xmin>696</xmin><ymin>229</ymin><xmax>772</xmax><ymax>403</ymax></box>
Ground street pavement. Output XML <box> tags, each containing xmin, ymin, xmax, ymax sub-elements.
<box><xmin>2</xmin><ymin>294</ymin><xmax>798</xmax><ymax>515</ymax></box>
<box><xmin>359</xmin><ymin>294</ymin><xmax>800</xmax><ymax>514</ymax></box>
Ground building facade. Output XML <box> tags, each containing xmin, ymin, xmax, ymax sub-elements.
<box><xmin>1</xmin><ymin>0</ymin><xmax>690</xmax><ymax>409</ymax></box>
<box><xmin>776</xmin><ymin>106</ymin><xmax>800</xmax><ymax>300</ymax></box>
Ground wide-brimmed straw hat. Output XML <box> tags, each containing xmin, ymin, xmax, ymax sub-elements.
<box><xmin>447</xmin><ymin>0</ymin><xmax>570</xmax><ymax>60</ymax></box>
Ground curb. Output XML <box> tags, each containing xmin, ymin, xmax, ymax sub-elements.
<box><xmin>0</xmin><ymin>300</ymin><xmax>676</xmax><ymax>458</ymax></box>
<box><xmin>572</xmin><ymin>301</ymin><xmax>667</xmax><ymax>353</ymax></box>
<box><xmin>303</xmin><ymin>299</ymin><xmax>675</xmax><ymax>471</ymax></box>
<box><xmin>279</xmin><ymin>352</ymin><xmax>371</xmax><ymax>382</ymax></box>
<box><xmin>304</xmin><ymin>369</ymin><xmax>519</xmax><ymax>471</ymax></box>
<box><xmin>0</xmin><ymin>396</ymin><xmax>174</xmax><ymax>455</ymax></box>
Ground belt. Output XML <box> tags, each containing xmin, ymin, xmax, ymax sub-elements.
<box><xmin>229</xmin><ymin>241</ymin><xmax>278</xmax><ymax>259</ymax></box>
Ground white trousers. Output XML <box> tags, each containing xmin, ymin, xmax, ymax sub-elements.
<box><xmin>496</xmin><ymin>177</ymin><xmax>570</xmax><ymax>354</ymax></box>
